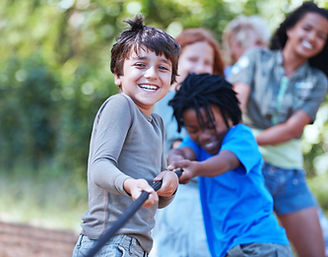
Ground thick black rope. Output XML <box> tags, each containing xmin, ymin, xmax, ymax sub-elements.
<box><xmin>85</xmin><ymin>169</ymin><xmax>183</xmax><ymax>257</ymax></box>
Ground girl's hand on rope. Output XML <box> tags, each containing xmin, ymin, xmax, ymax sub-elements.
<box><xmin>123</xmin><ymin>178</ymin><xmax>158</xmax><ymax>207</ymax></box>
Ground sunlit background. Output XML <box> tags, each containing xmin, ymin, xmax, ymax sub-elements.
<box><xmin>0</xmin><ymin>0</ymin><xmax>327</xmax><ymax>233</ymax></box>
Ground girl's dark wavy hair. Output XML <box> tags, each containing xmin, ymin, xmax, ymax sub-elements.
<box><xmin>110</xmin><ymin>15</ymin><xmax>180</xmax><ymax>84</ymax></box>
<box><xmin>169</xmin><ymin>73</ymin><xmax>241</xmax><ymax>133</ymax></box>
<box><xmin>270</xmin><ymin>1</ymin><xmax>328</xmax><ymax>76</ymax></box>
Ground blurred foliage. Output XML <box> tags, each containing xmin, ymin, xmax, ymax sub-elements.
<box><xmin>0</xmin><ymin>163</ymin><xmax>88</xmax><ymax>231</ymax></box>
<box><xmin>0</xmin><ymin>54</ymin><xmax>58</xmax><ymax>168</ymax></box>
<box><xmin>0</xmin><ymin>0</ymin><xmax>327</xmax><ymax>182</ymax></box>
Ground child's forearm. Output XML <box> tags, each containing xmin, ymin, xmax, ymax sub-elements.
<box><xmin>195</xmin><ymin>158</ymin><xmax>229</xmax><ymax>177</ymax></box>
<box><xmin>167</xmin><ymin>147</ymin><xmax>196</xmax><ymax>164</ymax></box>
<box><xmin>195</xmin><ymin>150</ymin><xmax>240</xmax><ymax>177</ymax></box>
<box><xmin>167</xmin><ymin>148</ymin><xmax>185</xmax><ymax>164</ymax></box>
<box><xmin>256</xmin><ymin>110</ymin><xmax>310</xmax><ymax>146</ymax></box>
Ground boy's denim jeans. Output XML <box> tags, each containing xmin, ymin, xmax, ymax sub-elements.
<box><xmin>72</xmin><ymin>234</ymin><xmax>148</xmax><ymax>257</ymax></box>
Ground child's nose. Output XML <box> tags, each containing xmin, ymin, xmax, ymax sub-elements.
<box><xmin>198</xmin><ymin>130</ymin><xmax>212</xmax><ymax>143</ymax></box>
<box><xmin>144</xmin><ymin>66</ymin><xmax>157</xmax><ymax>80</ymax></box>
<box><xmin>195</xmin><ymin>62</ymin><xmax>210</xmax><ymax>74</ymax></box>
<box><xmin>308</xmin><ymin>31</ymin><xmax>317</xmax><ymax>43</ymax></box>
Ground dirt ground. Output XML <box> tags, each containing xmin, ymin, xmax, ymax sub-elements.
<box><xmin>0</xmin><ymin>221</ymin><xmax>78</xmax><ymax>257</ymax></box>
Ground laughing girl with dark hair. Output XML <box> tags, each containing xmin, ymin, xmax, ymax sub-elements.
<box><xmin>229</xmin><ymin>2</ymin><xmax>328</xmax><ymax>256</ymax></box>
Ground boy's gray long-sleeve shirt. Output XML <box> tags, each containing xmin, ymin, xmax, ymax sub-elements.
<box><xmin>81</xmin><ymin>93</ymin><xmax>174</xmax><ymax>252</ymax></box>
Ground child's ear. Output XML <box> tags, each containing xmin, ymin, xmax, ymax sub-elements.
<box><xmin>114</xmin><ymin>74</ymin><xmax>122</xmax><ymax>87</ymax></box>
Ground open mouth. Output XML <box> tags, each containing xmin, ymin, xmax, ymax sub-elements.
<box><xmin>138</xmin><ymin>84</ymin><xmax>159</xmax><ymax>92</ymax></box>
<box><xmin>301</xmin><ymin>40</ymin><xmax>313</xmax><ymax>50</ymax></box>
<box><xmin>203</xmin><ymin>141</ymin><xmax>219</xmax><ymax>153</ymax></box>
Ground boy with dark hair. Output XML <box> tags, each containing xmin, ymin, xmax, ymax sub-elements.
<box><xmin>72</xmin><ymin>15</ymin><xmax>180</xmax><ymax>257</ymax></box>
<box><xmin>168</xmin><ymin>73</ymin><xmax>292</xmax><ymax>257</ymax></box>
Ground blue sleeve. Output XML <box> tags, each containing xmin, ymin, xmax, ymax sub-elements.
<box><xmin>221</xmin><ymin>124</ymin><xmax>262</xmax><ymax>174</ymax></box>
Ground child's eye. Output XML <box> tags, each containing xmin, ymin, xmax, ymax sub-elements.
<box><xmin>134</xmin><ymin>62</ymin><xmax>146</xmax><ymax>68</ymax></box>
<box><xmin>317</xmin><ymin>32</ymin><xmax>327</xmax><ymax>41</ymax></box>
<box><xmin>188</xmin><ymin>57</ymin><xmax>198</xmax><ymax>63</ymax></box>
<box><xmin>189</xmin><ymin>130</ymin><xmax>197</xmax><ymax>134</ymax></box>
<box><xmin>302</xmin><ymin>25</ymin><xmax>312</xmax><ymax>32</ymax></box>
<box><xmin>158</xmin><ymin>65</ymin><xmax>170</xmax><ymax>71</ymax></box>
<box><xmin>186</xmin><ymin>127</ymin><xmax>198</xmax><ymax>134</ymax></box>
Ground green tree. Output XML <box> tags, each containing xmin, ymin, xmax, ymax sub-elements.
<box><xmin>0</xmin><ymin>0</ymin><xmax>327</xmax><ymax>178</ymax></box>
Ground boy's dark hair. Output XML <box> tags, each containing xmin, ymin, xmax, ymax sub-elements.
<box><xmin>169</xmin><ymin>73</ymin><xmax>241</xmax><ymax>132</ymax></box>
<box><xmin>111</xmin><ymin>15</ymin><xmax>180</xmax><ymax>84</ymax></box>
<box><xmin>270</xmin><ymin>1</ymin><xmax>328</xmax><ymax>76</ymax></box>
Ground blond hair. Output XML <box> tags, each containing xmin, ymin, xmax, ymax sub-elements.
<box><xmin>223</xmin><ymin>15</ymin><xmax>270</xmax><ymax>65</ymax></box>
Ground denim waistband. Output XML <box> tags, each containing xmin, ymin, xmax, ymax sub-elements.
<box><xmin>110</xmin><ymin>234</ymin><xmax>148</xmax><ymax>256</ymax></box>
<box><xmin>78</xmin><ymin>234</ymin><xmax>148</xmax><ymax>257</ymax></box>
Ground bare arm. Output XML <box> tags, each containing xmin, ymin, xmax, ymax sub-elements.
<box><xmin>255</xmin><ymin>110</ymin><xmax>311</xmax><ymax>146</ymax></box>
<box><xmin>167</xmin><ymin>146</ymin><xmax>197</xmax><ymax>163</ymax></box>
<box><xmin>168</xmin><ymin>147</ymin><xmax>240</xmax><ymax>184</ymax></box>
<box><xmin>233</xmin><ymin>82</ymin><xmax>251</xmax><ymax>113</ymax></box>
<box><xmin>233</xmin><ymin>82</ymin><xmax>311</xmax><ymax>146</ymax></box>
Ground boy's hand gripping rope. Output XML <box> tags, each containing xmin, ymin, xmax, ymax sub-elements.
<box><xmin>85</xmin><ymin>169</ymin><xmax>183</xmax><ymax>257</ymax></box>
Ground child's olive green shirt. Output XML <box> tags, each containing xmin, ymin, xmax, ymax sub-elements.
<box><xmin>228</xmin><ymin>48</ymin><xmax>328</xmax><ymax>169</ymax></box>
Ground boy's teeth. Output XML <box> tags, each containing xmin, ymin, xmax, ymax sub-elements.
<box><xmin>140</xmin><ymin>84</ymin><xmax>157</xmax><ymax>90</ymax></box>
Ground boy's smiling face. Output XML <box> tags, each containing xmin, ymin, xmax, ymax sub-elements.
<box><xmin>183</xmin><ymin>105</ymin><xmax>231</xmax><ymax>155</ymax></box>
<box><xmin>114</xmin><ymin>48</ymin><xmax>172</xmax><ymax>115</ymax></box>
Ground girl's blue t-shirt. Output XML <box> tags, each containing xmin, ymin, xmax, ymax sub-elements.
<box><xmin>180</xmin><ymin>124</ymin><xmax>289</xmax><ymax>257</ymax></box>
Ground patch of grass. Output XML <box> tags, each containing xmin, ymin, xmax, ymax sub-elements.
<box><xmin>1</xmin><ymin>163</ymin><xmax>327</xmax><ymax>235</ymax></box>
<box><xmin>0</xmin><ymin>164</ymin><xmax>88</xmax><ymax>233</ymax></box>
